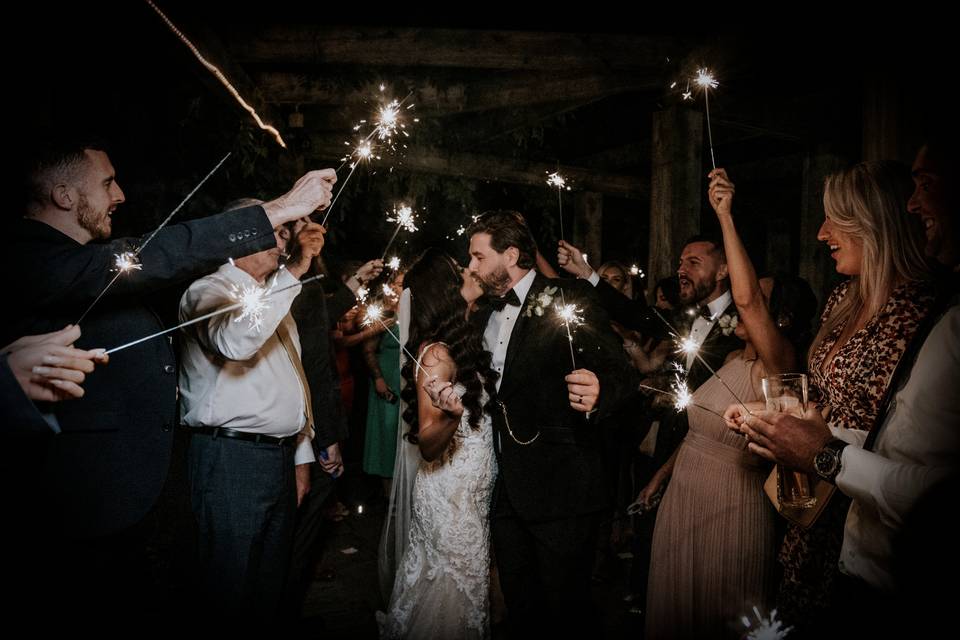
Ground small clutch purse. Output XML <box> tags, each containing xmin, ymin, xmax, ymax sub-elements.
<box><xmin>763</xmin><ymin>466</ymin><xmax>836</xmax><ymax>529</ymax></box>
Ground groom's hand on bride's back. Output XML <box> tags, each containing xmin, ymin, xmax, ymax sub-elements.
<box><xmin>565</xmin><ymin>369</ymin><xmax>599</xmax><ymax>414</ymax></box>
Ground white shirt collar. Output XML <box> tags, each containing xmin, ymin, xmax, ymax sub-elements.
<box><xmin>510</xmin><ymin>269</ymin><xmax>537</xmax><ymax>306</ymax></box>
<box><xmin>703</xmin><ymin>289</ymin><xmax>732</xmax><ymax>321</ymax></box>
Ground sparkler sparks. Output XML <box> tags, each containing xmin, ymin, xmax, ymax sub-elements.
<box><xmin>741</xmin><ymin>606</ymin><xmax>793</xmax><ymax>640</ymax></box>
<box><xmin>693</xmin><ymin>67</ymin><xmax>720</xmax><ymax>168</ymax></box>
<box><xmin>387</xmin><ymin>256</ymin><xmax>401</xmax><ymax>271</ymax></box>
<box><xmin>382</xmin><ymin>283</ymin><xmax>399</xmax><ymax>300</ymax></box>
<box><xmin>145</xmin><ymin>1</ymin><xmax>285</xmax><ymax>148</ymax></box>
<box><xmin>651</xmin><ymin>307</ymin><xmax>752</xmax><ymax>416</ymax></box>
<box><xmin>363</xmin><ymin>303</ymin><xmax>430</xmax><ymax>379</ymax></box>
<box><xmin>555</xmin><ymin>290</ymin><xmax>582</xmax><ymax>370</ymax></box>
<box><xmin>113</xmin><ymin>251</ymin><xmax>142</xmax><ymax>273</ymax></box>
<box><xmin>382</xmin><ymin>204</ymin><xmax>419</xmax><ymax>260</ymax></box>
<box><xmin>671</xmin><ymin>375</ymin><xmax>693</xmax><ymax>411</ymax></box>
<box><xmin>695</xmin><ymin>68</ymin><xmax>719</xmax><ymax>89</ymax></box>
<box><xmin>629</xmin><ymin>264</ymin><xmax>644</xmax><ymax>277</ymax></box>
<box><xmin>387</xmin><ymin>204</ymin><xmax>418</xmax><ymax>233</ymax></box>
<box><xmin>356</xmin><ymin>285</ymin><xmax>370</xmax><ymax>302</ymax></box>
<box><xmin>230</xmin><ymin>281</ymin><xmax>272</xmax><ymax>333</ymax></box>
<box><xmin>456</xmin><ymin>225</ymin><xmax>467</xmax><ymax>236</ymax></box>
<box><xmin>546</xmin><ymin>170</ymin><xmax>571</xmax><ymax>242</ymax></box>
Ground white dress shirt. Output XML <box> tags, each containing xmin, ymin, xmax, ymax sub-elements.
<box><xmin>685</xmin><ymin>290</ymin><xmax>732</xmax><ymax>369</ymax></box>
<box><xmin>178</xmin><ymin>262</ymin><xmax>315</xmax><ymax>465</ymax></box>
<box><xmin>831</xmin><ymin>305</ymin><xmax>959</xmax><ymax>591</ymax></box>
<box><xmin>484</xmin><ymin>269</ymin><xmax>537</xmax><ymax>391</ymax></box>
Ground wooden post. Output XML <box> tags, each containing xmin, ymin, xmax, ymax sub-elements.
<box><xmin>573</xmin><ymin>192</ymin><xmax>603</xmax><ymax>268</ymax></box>
<box><xmin>648</xmin><ymin>107</ymin><xmax>703</xmax><ymax>283</ymax></box>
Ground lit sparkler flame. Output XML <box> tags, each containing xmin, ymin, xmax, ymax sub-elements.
<box><xmin>672</xmin><ymin>375</ymin><xmax>693</xmax><ymax>411</ymax></box>
<box><xmin>356</xmin><ymin>285</ymin><xmax>369</xmax><ymax>301</ymax></box>
<box><xmin>741</xmin><ymin>606</ymin><xmax>793</xmax><ymax>640</ymax></box>
<box><xmin>456</xmin><ymin>225</ymin><xmax>467</xmax><ymax>236</ymax></box>
<box><xmin>113</xmin><ymin>251</ymin><xmax>142</xmax><ymax>273</ymax></box>
<box><xmin>387</xmin><ymin>204</ymin><xmax>418</xmax><ymax>233</ymax></box>
<box><xmin>695</xmin><ymin>68</ymin><xmax>719</xmax><ymax>89</ymax></box>
<box><xmin>546</xmin><ymin>171</ymin><xmax>568</xmax><ymax>190</ymax></box>
<box><xmin>556</xmin><ymin>303</ymin><xmax>584</xmax><ymax>328</ymax></box>
<box><xmin>230</xmin><ymin>282</ymin><xmax>271</xmax><ymax>332</ymax></box>
<box><xmin>629</xmin><ymin>264</ymin><xmax>644</xmax><ymax>277</ymax></box>
<box><xmin>387</xmin><ymin>256</ymin><xmax>401</xmax><ymax>271</ymax></box>
<box><xmin>363</xmin><ymin>304</ymin><xmax>384</xmax><ymax>327</ymax></box>
<box><xmin>382</xmin><ymin>283</ymin><xmax>398</xmax><ymax>300</ymax></box>
<box><xmin>677</xmin><ymin>336</ymin><xmax>701</xmax><ymax>356</ymax></box>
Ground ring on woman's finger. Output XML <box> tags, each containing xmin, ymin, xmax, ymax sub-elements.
<box><xmin>577</xmin><ymin>395</ymin><xmax>583</xmax><ymax>403</ymax></box>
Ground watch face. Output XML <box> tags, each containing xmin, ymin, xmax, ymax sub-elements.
<box><xmin>815</xmin><ymin>449</ymin><xmax>838</xmax><ymax>477</ymax></box>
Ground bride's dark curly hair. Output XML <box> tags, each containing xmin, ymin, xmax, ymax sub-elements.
<box><xmin>400</xmin><ymin>248</ymin><xmax>498</xmax><ymax>442</ymax></box>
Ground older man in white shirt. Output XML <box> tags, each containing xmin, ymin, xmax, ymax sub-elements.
<box><xmin>178</xmin><ymin>204</ymin><xmax>326</xmax><ymax>622</ymax></box>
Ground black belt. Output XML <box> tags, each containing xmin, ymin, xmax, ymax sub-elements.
<box><xmin>190</xmin><ymin>426</ymin><xmax>297</xmax><ymax>446</ymax></box>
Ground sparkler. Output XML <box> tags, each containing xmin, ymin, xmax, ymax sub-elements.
<box><xmin>741</xmin><ymin>606</ymin><xmax>793</xmax><ymax>640</ymax></box>
<box><xmin>381</xmin><ymin>204</ymin><xmax>419</xmax><ymax>261</ymax></box>
<box><xmin>636</xmin><ymin>379</ymin><xmax>725</xmax><ymax>419</ymax></box>
<box><xmin>629</xmin><ymin>264</ymin><xmax>644</xmax><ymax>277</ymax></box>
<box><xmin>651</xmin><ymin>307</ymin><xmax>752</xmax><ymax>416</ymax></box>
<box><xmin>356</xmin><ymin>285</ymin><xmax>370</xmax><ymax>302</ymax></box>
<box><xmin>104</xmin><ymin>274</ymin><xmax>324</xmax><ymax>355</ymax></box>
<box><xmin>76</xmin><ymin>152</ymin><xmax>232</xmax><ymax>324</ymax></box>
<box><xmin>362</xmin><ymin>304</ymin><xmax>430</xmax><ymax>379</ymax></box>
<box><xmin>144</xmin><ymin>1</ymin><xmax>285</xmax><ymax>148</ymax></box>
<box><xmin>555</xmin><ymin>289</ymin><xmax>583</xmax><ymax>370</ymax></box>
<box><xmin>321</xmin><ymin>140</ymin><xmax>378</xmax><ymax>226</ymax></box>
<box><xmin>546</xmin><ymin>170</ymin><xmax>571</xmax><ymax>242</ymax></box>
<box><xmin>386</xmin><ymin>256</ymin><xmax>401</xmax><ymax>271</ymax></box>
<box><xmin>694</xmin><ymin>68</ymin><xmax>719</xmax><ymax>169</ymax></box>
<box><xmin>113</xmin><ymin>252</ymin><xmax>143</xmax><ymax>273</ymax></box>
<box><xmin>323</xmin><ymin>89</ymin><xmax>418</xmax><ymax>226</ymax></box>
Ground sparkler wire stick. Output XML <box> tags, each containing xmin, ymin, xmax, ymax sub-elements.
<box><xmin>380</xmin><ymin>225</ymin><xmax>403</xmax><ymax>262</ymax></box>
<box><xmin>650</xmin><ymin>307</ymin><xmax>752</xmax><ymax>415</ymax></box>
<box><xmin>104</xmin><ymin>274</ymin><xmax>324</xmax><ymax>355</ymax></box>
<box><xmin>704</xmin><ymin>88</ymin><xmax>716</xmax><ymax>169</ymax></box>
<box><xmin>76</xmin><ymin>152</ymin><xmax>232</xmax><ymax>325</ymax></box>
<box><xmin>320</xmin><ymin>163</ymin><xmax>358</xmax><ymax>226</ymax></box>
<box><xmin>558</xmin><ymin>289</ymin><xmax>578</xmax><ymax>370</ymax></box>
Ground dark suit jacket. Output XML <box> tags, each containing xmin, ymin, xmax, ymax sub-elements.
<box><xmin>0</xmin><ymin>207</ymin><xmax>276</xmax><ymax>537</ymax></box>
<box><xmin>292</xmin><ymin>279</ymin><xmax>356</xmax><ymax>453</ymax></box>
<box><xmin>487</xmin><ymin>273</ymin><xmax>637</xmax><ymax>522</ymax></box>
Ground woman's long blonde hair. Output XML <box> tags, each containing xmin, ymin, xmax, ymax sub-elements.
<box><xmin>810</xmin><ymin>161</ymin><xmax>930</xmax><ymax>360</ymax></box>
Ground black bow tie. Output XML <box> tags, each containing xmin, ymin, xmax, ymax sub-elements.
<box><xmin>699</xmin><ymin>305</ymin><xmax>716</xmax><ymax>321</ymax></box>
<box><xmin>490</xmin><ymin>289</ymin><xmax>522</xmax><ymax>311</ymax></box>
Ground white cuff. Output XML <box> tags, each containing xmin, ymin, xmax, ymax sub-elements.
<box><xmin>586</xmin><ymin>271</ymin><xmax>600</xmax><ymax>286</ymax></box>
<box><xmin>294</xmin><ymin>433</ymin><xmax>316</xmax><ymax>465</ymax></box>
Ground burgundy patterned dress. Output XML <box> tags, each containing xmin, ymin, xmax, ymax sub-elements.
<box><xmin>776</xmin><ymin>279</ymin><xmax>934</xmax><ymax>629</ymax></box>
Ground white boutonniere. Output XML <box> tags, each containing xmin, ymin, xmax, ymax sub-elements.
<box><xmin>716</xmin><ymin>312</ymin><xmax>739</xmax><ymax>336</ymax></box>
<box><xmin>523</xmin><ymin>285</ymin><xmax>558</xmax><ymax>317</ymax></box>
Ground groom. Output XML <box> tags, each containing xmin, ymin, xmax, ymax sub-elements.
<box><xmin>467</xmin><ymin>211</ymin><xmax>635</xmax><ymax>636</ymax></box>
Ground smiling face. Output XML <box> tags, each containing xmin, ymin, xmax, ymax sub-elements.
<box><xmin>74</xmin><ymin>149</ymin><xmax>125</xmax><ymax>241</ymax></box>
<box><xmin>817</xmin><ymin>213</ymin><xmax>864</xmax><ymax>276</ymax></box>
<box><xmin>909</xmin><ymin>146</ymin><xmax>957</xmax><ymax>267</ymax></box>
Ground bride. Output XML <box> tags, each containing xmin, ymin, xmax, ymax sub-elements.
<box><xmin>378</xmin><ymin>248</ymin><xmax>499</xmax><ymax>639</ymax></box>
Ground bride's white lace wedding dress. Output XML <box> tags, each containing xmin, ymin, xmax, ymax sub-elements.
<box><xmin>379</xmin><ymin>378</ymin><xmax>498</xmax><ymax>640</ymax></box>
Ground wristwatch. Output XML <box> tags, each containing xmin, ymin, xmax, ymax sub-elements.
<box><xmin>813</xmin><ymin>438</ymin><xmax>849</xmax><ymax>484</ymax></box>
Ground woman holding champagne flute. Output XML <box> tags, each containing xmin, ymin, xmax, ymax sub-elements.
<box><xmin>645</xmin><ymin>168</ymin><xmax>817</xmax><ymax>639</ymax></box>
<box><xmin>727</xmin><ymin>161</ymin><xmax>934</xmax><ymax>634</ymax></box>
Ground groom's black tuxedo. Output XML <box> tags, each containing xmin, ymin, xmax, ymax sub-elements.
<box><xmin>481</xmin><ymin>271</ymin><xmax>636</xmax><ymax>636</ymax></box>
<box><xmin>479</xmin><ymin>272</ymin><xmax>635</xmax><ymax>521</ymax></box>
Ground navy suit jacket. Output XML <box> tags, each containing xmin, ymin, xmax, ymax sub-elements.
<box><xmin>1</xmin><ymin>207</ymin><xmax>276</xmax><ymax>537</ymax></box>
